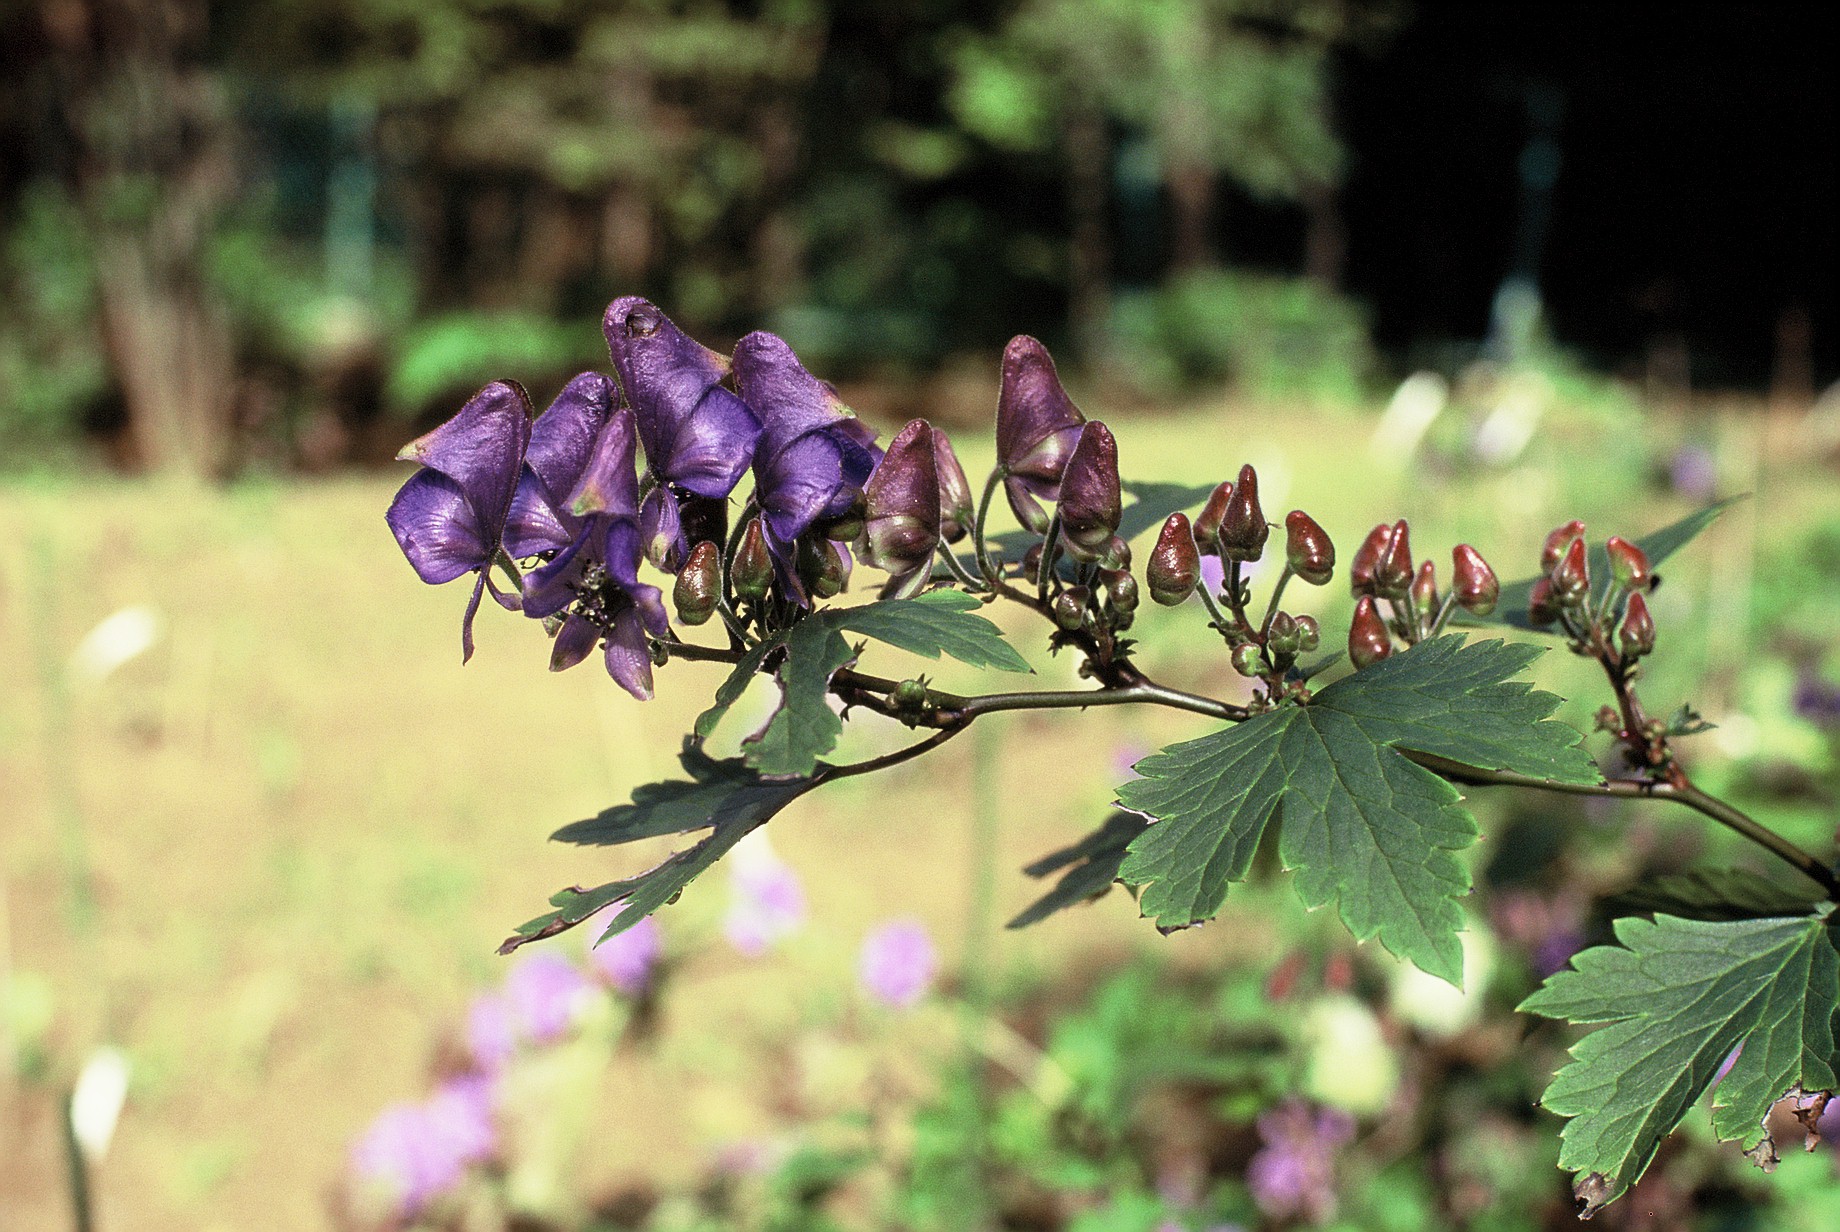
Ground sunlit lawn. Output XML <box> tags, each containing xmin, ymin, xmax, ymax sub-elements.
<box><xmin>1</xmin><ymin>388</ymin><xmax>1826</xmax><ymax>1228</ymax></box>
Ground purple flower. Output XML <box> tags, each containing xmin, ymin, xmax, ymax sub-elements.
<box><xmin>1793</xmin><ymin>670</ymin><xmax>1840</xmax><ymax>729</ymax></box>
<box><xmin>1245</xmin><ymin>1100</ymin><xmax>1354</xmax><ymax>1224</ymax></box>
<box><xmin>464</xmin><ymin>992</ymin><xmax>517</xmax><ymax>1074</ymax></box>
<box><xmin>349</xmin><ymin>1079</ymin><xmax>495</xmax><ymax>1220</ymax></box>
<box><xmin>517</xmin><ymin>409</ymin><xmax>670</xmax><ymax>698</ymax></box>
<box><xmin>861</xmin><ymin>420</ymin><xmax>942</xmax><ymax>599</ymax></box>
<box><xmin>858</xmin><ymin>919</ymin><xmax>937</xmax><ymax>1009</ymax></box>
<box><xmin>501</xmin><ymin>952</ymin><xmax>593</xmax><ymax>1045</ymax></box>
<box><xmin>995</xmin><ymin>336</ymin><xmax>1085</xmax><ymax>533</ymax></box>
<box><xmin>733</xmin><ymin>331</ymin><xmax>880</xmax><ymax>604</ymax></box>
<box><xmin>386</xmin><ymin>381</ymin><xmax>533</xmax><ymax>661</ymax></box>
<box><xmin>587</xmin><ymin>913</ymin><xmax>663</xmax><ymax>995</ymax></box>
<box><xmin>1668</xmin><ymin>444</ymin><xmax>1719</xmax><ymax>502</ymax></box>
<box><xmin>602</xmin><ymin>296</ymin><xmax>761</xmax><ymax>499</ymax></box>
<box><xmin>1056</xmin><ymin>421</ymin><xmax>1122</xmax><ymax>562</ymax></box>
<box><xmin>724</xmin><ymin>833</ymin><xmax>807</xmax><ymax>956</ymax></box>
<box><xmin>502</xmin><ymin>372</ymin><xmax>616</xmax><ymax>559</ymax></box>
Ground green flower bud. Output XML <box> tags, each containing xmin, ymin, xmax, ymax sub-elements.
<box><xmin>1054</xmin><ymin>588</ymin><xmax>1088</xmax><ymax>631</ymax></box>
<box><xmin>1232</xmin><ymin>642</ymin><xmax>1263</xmax><ymax>677</ymax></box>
<box><xmin>732</xmin><ymin>517</ymin><xmax>774</xmax><ymax>601</ymax></box>
<box><xmin>1268</xmin><ymin>611</ymin><xmax>1301</xmax><ymax>658</ymax></box>
<box><xmin>1294</xmin><ymin>614</ymin><xmax>1321</xmax><ymax>652</ymax></box>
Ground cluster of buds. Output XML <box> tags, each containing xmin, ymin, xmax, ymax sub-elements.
<box><xmin>1346</xmin><ymin>520</ymin><xmax>1500</xmax><ymax>668</ymax></box>
<box><xmin>1527</xmin><ymin>521</ymin><xmax>1656</xmax><ymax>664</ymax></box>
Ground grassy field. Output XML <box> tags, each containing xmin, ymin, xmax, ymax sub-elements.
<box><xmin>2</xmin><ymin>388</ymin><xmax>1831</xmax><ymax>1229</ymax></box>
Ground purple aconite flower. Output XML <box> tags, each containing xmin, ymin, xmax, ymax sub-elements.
<box><xmin>502</xmin><ymin>952</ymin><xmax>594</xmax><ymax>1045</ymax></box>
<box><xmin>386</xmin><ymin>381</ymin><xmax>533</xmax><ymax>661</ymax></box>
<box><xmin>858</xmin><ymin>918</ymin><xmax>937</xmax><ymax>1009</ymax></box>
<box><xmin>587</xmin><ymin>912</ymin><xmax>663</xmax><ymax>995</ymax></box>
<box><xmin>502</xmin><ymin>372</ymin><xmax>617</xmax><ymax>560</ymax></box>
<box><xmin>517</xmin><ymin>408</ymin><xmax>670</xmax><ymax>698</ymax></box>
<box><xmin>733</xmin><ymin>331</ymin><xmax>880</xmax><ymax>603</ymax></box>
<box><xmin>861</xmin><ymin>420</ymin><xmax>942</xmax><ymax>598</ymax></box>
<box><xmin>995</xmin><ymin>336</ymin><xmax>1086</xmax><ymax>533</ymax></box>
<box><xmin>1245</xmin><ymin>1099</ymin><xmax>1355</xmax><ymax>1224</ymax></box>
<box><xmin>724</xmin><ymin>832</ymin><xmax>807</xmax><ymax>956</ymax></box>
<box><xmin>603</xmin><ymin>296</ymin><xmax>761</xmax><ymax>500</ymax></box>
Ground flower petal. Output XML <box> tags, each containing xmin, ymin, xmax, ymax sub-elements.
<box><xmin>757</xmin><ymin>431</ymin><xmax>847</xmax><ymax>544</ymax></box>
<box><xmin>568</xmin><ymin>409</ymin><xmax>641</xmax><ymax>521</ymax></box>
<box><xmin>995</xmin><ymin>336</ymin><xmax>1083</xmax><ymax>481</ymax></box>
<box><xmin>550</xmin><ymin>613</ymin><xmax>599</xmax><ymax>672</ymax></box>
<box><xmin>603</xmin><ymin>606</ymin><xmax>655</xmax><ymax>700</ymax></box>
<box><xmin>505</xmin><ymin>372</ymin><xmax>614</xmax><ymax>557</ymax></box>
<box><xmin>387</xmin><ymin>470</ymin><xmax>488</xmax><ymax>585</ymax></box>
<box><xmin>397</xmin><ymin>380</ymin><xmax>532</xmax><ymax>546</ymax></box>
<box><xmin>603</xmin><ymin>297</ymin><xmax>758</xmax><ymax>497</ymax></box>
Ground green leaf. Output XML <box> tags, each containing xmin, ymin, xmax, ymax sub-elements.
<box><xmin>501</xmin><ymin>746</ymin><xmax>817</xmax><ymax>953</ymax></box>
<box><xmin>1116</xmin><ymin>636</ymin><xmax>1597</xmax><ymax>983</ymax></box>
<box><xmin>1009</xmin><ymin>811</ymin><xmax>1150</xmax><ymax>929</ymax></box>
<box><xmin>1520</xmin><ymin>910</ymin><xmax>1839</xmax><ymax>1215</ymax></box>
<box><xmin>743</xmin><ymin>619</ymin><xmax>856</xmax><ymax>778</ymax></box>
<box><xmin>826</xmin><ymin>590</ymin><xmax>1032</xmax><ymax>673</ymax></box>
<box><xmin>693</xmin><ymin>637</ymin><xmax>780</xmax><ymax>742</ymax></box>
<box><xmin>1608</xmin><ymin>869</ymin><xmax>1830</xmax><ymax>923</ymax></box>
<box><xmin>1481</xmin><ymin>497</ymin><xmax>1744</xmax><ymax>631</ymax></box>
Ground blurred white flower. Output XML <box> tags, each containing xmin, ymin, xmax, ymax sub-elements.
<box><xmin>70</xmin><ymin>1045</ymin><xmax>131</xmax><ymax>1162</ymax></box>
<box><xmin>68</xmin><ymin>605</ymin><xmax>162</xmax><ymax>688</ymax></box>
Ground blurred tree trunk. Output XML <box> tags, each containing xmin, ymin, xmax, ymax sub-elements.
<box><xmin>749</xmin><ymin>98</ymin><xmax>805</xmax><ymax>318</ymax></box>
<box><xmin>1166</xmin><ymin>158</ymin><xmax>1215</xmax><ymax>273</ymax></box>
<box><xmin>1302</xmin><ymin>179</ymin><xmax>1345</xmax><ymax>289</ymax></box>
<box><xmin>1065</xmin><ymin>105</ymin><xmax>1111</xmax><ymax>365</ymax></box>
<box><xmin>43</xmin><ymin>0</ymin><xmax>236</xmax><ymax>477</ymax></box>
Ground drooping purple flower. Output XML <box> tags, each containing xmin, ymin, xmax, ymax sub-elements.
<box><xmin>995</xmin><ymin>336</ymin><xmax>1086</xmax><ymax>533</ymax></box>
<box><xmin>724</xmin><ymin>831</ymin><xmax>807</xmax><ymax>956</ymax></box>
<box><xmin>502</xmin><ymin>372</ymin><xmax>616</xmax><ymax>559</ymax></box>
<box><xmin>603</xmin><ymin>296</ymin><xmax>761</xmax><ymax>499</ymax></box>
<box><xmin>386</xmin><ymin>381</ymin><xmax>533</xmax><ymax>661</ymax></box>
<box><xmin>501</xmin><ymin>952</ymin><xmax>594</xmax><ymax>1045</ymax></box>
<box><xmin>733</xmin><ymin>331</ymin><xmax>880</xmax><ymax>603</ymax></box>
<box><xmin>861</xmin><ymin>419</ymin><xmax>941</xmax><ymax>599</ymax></box>
<box><xmin>858</xmin><ymin>918</ymin><xmax>937</xmax><ymax>1009</ymax></box>
<box><xmin>517</xmin><ymin>409</ymin><xmax>670</xmax><ymax>698</ymax></box>
<box><xmin>587</xmin><ymin>912</ymin><xmax>663</xmax><ymax>996</ymax></box>
<box><xmin>464</xmin><ymin>992</ymin><xmax>517</xmax><ymax>1074</ymax></box>
<box><xmin>1245</xmin><ymin>1100</ymin><xmax>1355</xmax><ymax>1224</ymax></box>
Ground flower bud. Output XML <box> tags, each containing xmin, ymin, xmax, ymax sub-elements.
<box><xmin>932</xmin><ymin>430</ymin><xmax>976</xmax><ymax>544</ymax></box>
<box><xmin>1412</xmin><ymin>559</ymin><xmax>1438</xmax><ymax>614</ymax></box>
<box><xmin>1148</xmin><ymin>513</ymin><xmax>1201</xmax><ymax>605</ymax></box>
<box><xmin>1619</xmin><ymin>591</ymin><xmax>1656</xmax><ymax>658</ymax></box>
<box><xmin>1450</xmin><ymin>545</ymin><xmax>1499</xmax><ymax>616</ymax></box>
<box><xmin>1054</xmin><ymin>588</ymin><xmax>1088</xmax><ymax>631</ymax></box>
<box><xmin>1231</xmin><ymin>642</ymin><xmax>1263</xmax><ymax>677</ymax></box>
<box><xmin>1104</xmin><ymin>569</ymin><xmax>1139</xmax><ymax>615</ymax></box>
<box><xmin>1058</xmin><ymin>422</ymin><xmax>1123</xmax><ymax>562</ymax></box>
<box><xmin>892</xmin><ymin>678</ymin><xmax>930</xmax><ymax>711</ymax></box>
<box><xmin>1349</xmin><ymin>523</ymin><xmax>1390</xmax><ymax>596</ymax></box>
<box><xmin>732</xmin><ymin>517</ymin><xmax>774</xmax><ymax>601</ymax></box>
<box><xmin>1219</xmin><ymin>464</ymin><xmax>1269</xmax><ymax>562</ymax></box>
<box><xmin>1374</xmin><ymin>520</ymin><xmax>1413</xmax><ymax>600</ymax></box>
<box><xmin>862</xmin><ymin>420</ymin><xmax>942</xmax><ymax>595</ymax></box>
<box><xmin>1551</xmin><ymin>536</ymin><xmax>1590</xmax><ymax>602</ymax></box>
<box><xmin>1349</xmin><ymin>595</ymin><xmax>1393</xmax><ymax>668</ymax></box>
<box><xmin>1527</xmin><ymin>576</ymin><xmax>1559</xmax><ymax>627</ymax></box>
<box><xmin>1542</xmin><ymin>520</ymin><xmax>1586</xmax><ymax>573</ymax></box>
<box><xmin>1605</xmin><ymin>536</ymin><xmax>1651</xmax><ymax>590</ymax></box>
<box><xmin>1268</xmin><ymin>611</ymin><xmax>1301</xmax><ymax>658</ymax></box>
<box><xmin>1194</xmin><ymin>481</ymin><xmax>1233</xmax><ymax>551</ymax></box>
<box><xmin>641</xmin><ymin>487</ymin><xmax>685</xmax><ymax>572</ymax></box>
<box><xmin>824</xmin><ymin>490</ymin><xmax>868</xmax><ymax>543</ymax></box>
<box><xmin>799</xmin><ymin>535</ymin><xmax>849</xmax><ymax>600</ymax></box>
<box><xmin>1294</xmin><ymin>614</ymin><xmax>1321</xmax><ymax>652</ymax></box>
<box><xmin>1284</xmin><ymin>511</ymin><xmax>1335</xmax><ymax>585</ymax></box>
<box><xmin>1021</xmin><ymin>543</ymin><xmax>1043</xmax><ymax>578</ymax></box>
<box><xmin>673</xmin><ymin>541</ymin><xmax>721</xmax><ymax>625</ymax></box>
<box><xmin>1098</xmin><ymin>535</ymin><xmax>1130</xmax><ymax>571</ymax></box>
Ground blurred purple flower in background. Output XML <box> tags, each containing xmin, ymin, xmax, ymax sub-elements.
<box><xmin>502</xmin><ymin>952</ymin><xmax>593</xmax><ymax>1044</ymax></box>
<box><xmin>1246</xmin><ymin>1099</ymin><xmax>1355</xmax><ymax>1224</ymax></box>
<box><xmin>1668</xmin><ymin>444</ymin><xmax>1719</xmax><ymax>502</ymax></box>
<box><xmin>1792</xmin><ymin>670</ymin><xmax>1840</xmax><ymax>729</ymax></box>
<box><xmin>464</xmin><ymin>992</ymin><xmax>517</xmax><ymax>1074</ymax></box>
<box><xmin>587</xmin><ymin>913</ymin><xmax>663</xmax><ymax>995</ymax></box>
<box><xmin>724</xmin><ymin>833</ymin><xmax>807</xmax><ymax>956</ymax></box>
<box><xmin>858</xmin><ymin>919</ymin><xmax>937</xmax><ymax>1009</ymax></box>
<box><xmin>349</xmin><ymin>1078</ymin><xmax>496</xmax><ymax>1220</ymax></box>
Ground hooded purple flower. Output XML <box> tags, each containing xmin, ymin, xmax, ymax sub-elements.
<box><xmin>932</xmin><ymin>429</ymin><xmax>976</xmax><ymax>544</ymax></box>
<box><xmin>733</xmin><ymin>331</ymin><xmax>880</xmax><ymax>603</ymax></box>
<box><xmin>995</xmin><ymin>336</ymin><xmax>1086</xmax><ymax>533</ymax></box>
<box><xmin>861</xmin><ymin>419</ymin><xmax>942</xmax><ymax>599</ymax></box>
<box><xmin>386</xmin><ymin>381</ymin><xmax>533</xmax><ymax>661</ymax></box>
<box><xmin>603</xmin><ymin>296</ymin><xmax>761</xmax><ymax>500</ymax></box>
<box><xmin>503</xmin><ymin>372</ymin><xmax>616</xmax><ymax>560</ymax></box>
<box><xmin>859</xmin><ymin>918</ymin><xmax>937</xmax><ymax>1009</ymax></box>
<box><xmin>518</xmin><ymin>408</ymin><xmax>670</xmax><ymax>699</ymax></box>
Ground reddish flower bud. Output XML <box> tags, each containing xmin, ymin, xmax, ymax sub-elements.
<box><xmin>1284</xmin><ymin>511</ymin><xmax>1335</xmax><ymax>586</ymax></box>
<box><xmin>862</xmin><ymin>419</ymin><xmax>942</xmax><ymax>598</ymax></box>
<box><xmin>1104</xmin><ymin>569</ymin><xmax>1139</xmax><ymax>614</ymax></box>
<box><xmin>1021</xmin><ymin>543</ymin><xmax>1043</xmax><ymax>578</ymax></box>
<box><xmin>1098</xmin><ymin>535</ymin><xmax>1131</xmax><ymax>571</ymax></box>
<box><xmin>1619</xmin><ymin>592</ymin><xmax>1656</xmax><ymax>658</ymax></box>
<box><xmin>1294</xmin><ymin>614</ymin><xmax>1321</xmax><ymax>652</ymax></box>
<box><xmin>732</xmin><ymin>517</ymin><xmax>774</xmax><ymax>601</ymax></box>
<box><xmin>1148</xmin><ymin>513</ymin><xmax>1202</xmax><ymax>605</ymax></box>
<box><xmin>1194</xmin><ymin>481</ymin><xmax>1233</xmax><ymax>550</ymax></box>
<box><xmin>1527</xmin><ymin>576</ymin><xmax>1559</xmax><ymax>627</ymax></box>
<box><xmin>799</xmin><ymin>535</ymin><xmax>849</xmax><ymax>600</ymax></box>
<box><xmin>673</xmin><ymin>541</ymin><xmax>721</xmax><ymax>625</ymax></box>
<box><xmin>1219</xmin><ymin>464</ymin><xmax>1269</xmax><ymax>562</ymax></box>
<box><xmin>932</xmin><ymin>429</ymin><xmax>976</xmax><ymax>544</ymax></box>
<box><xmin>1231</xmin><ymin>642</ymin><xmax>1263</xmax><ymax>677</ymax></box>
<box><xmin>1267</xmin><ymin>611</ymin><xmax>1300</xmax><ymax>657</ymax></box>
<box><xmin>1349</xmin><ymin>595</ymin><xmax>1393</xmax><ymax>668</ymax></box>
<box><xmin>1542</xmin><ymin>520</ymin><xmax>1586</xmax><ymax>573</ymax></box>
<box><xmin>1412</xmin><ymin>559</ymin><xmax>1438</xmax><ymax>613</ymax></box>
<box><xmin>1605</xmin><ymin>535</ymin><xmax>1651</xmax><ymax>590</ymax></box>
<box><xmin>1450</xmin><ymin>545</ymin><xmax>1499</xmax><ymax>616</ymax></box>
<box><xmin>1349</xmin><ymin>523</ymin><xmax>1390</xmax><ymax>596</ymax></box>
<box><xmin>1054</xmin><ymin>588</ymin><xmax>1088</xmax><ymax>631</ymax></box>
<box><xmin>1058</xmin><ymin>422</ymin><xmax>1123</xmax><ymax>562</ymax></box>
<box><xmin>996</xmin><ymin>336</ymin><xmax>1086</xmax><ymax>533</ymax></box>
<box><xmin>1374</xmin><ymin>520</ymin><xmax>1414</xmax><ymax>599</ymax></box>
<box><xmin>1552</xmin><ymin>536</ymin><xmax>1590</xmax><ymax>602</ymax></box>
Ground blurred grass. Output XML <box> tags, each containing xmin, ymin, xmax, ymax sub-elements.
<box><xmin>1</xmin><ymin>389</ymin><xmax>1835</xmax><ymax>1227</ymax></box>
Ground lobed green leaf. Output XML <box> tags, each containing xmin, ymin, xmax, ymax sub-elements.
<box><xmin>1009</xmin><ymin>811</ymin><xmax>1149</xmax><ymax>929</ymax></box>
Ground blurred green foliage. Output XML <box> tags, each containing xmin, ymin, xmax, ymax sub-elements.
<box><xmin>0</xmin><ymin>182</ymin><xmax>109</xmax><ymax>446</ymax></box>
